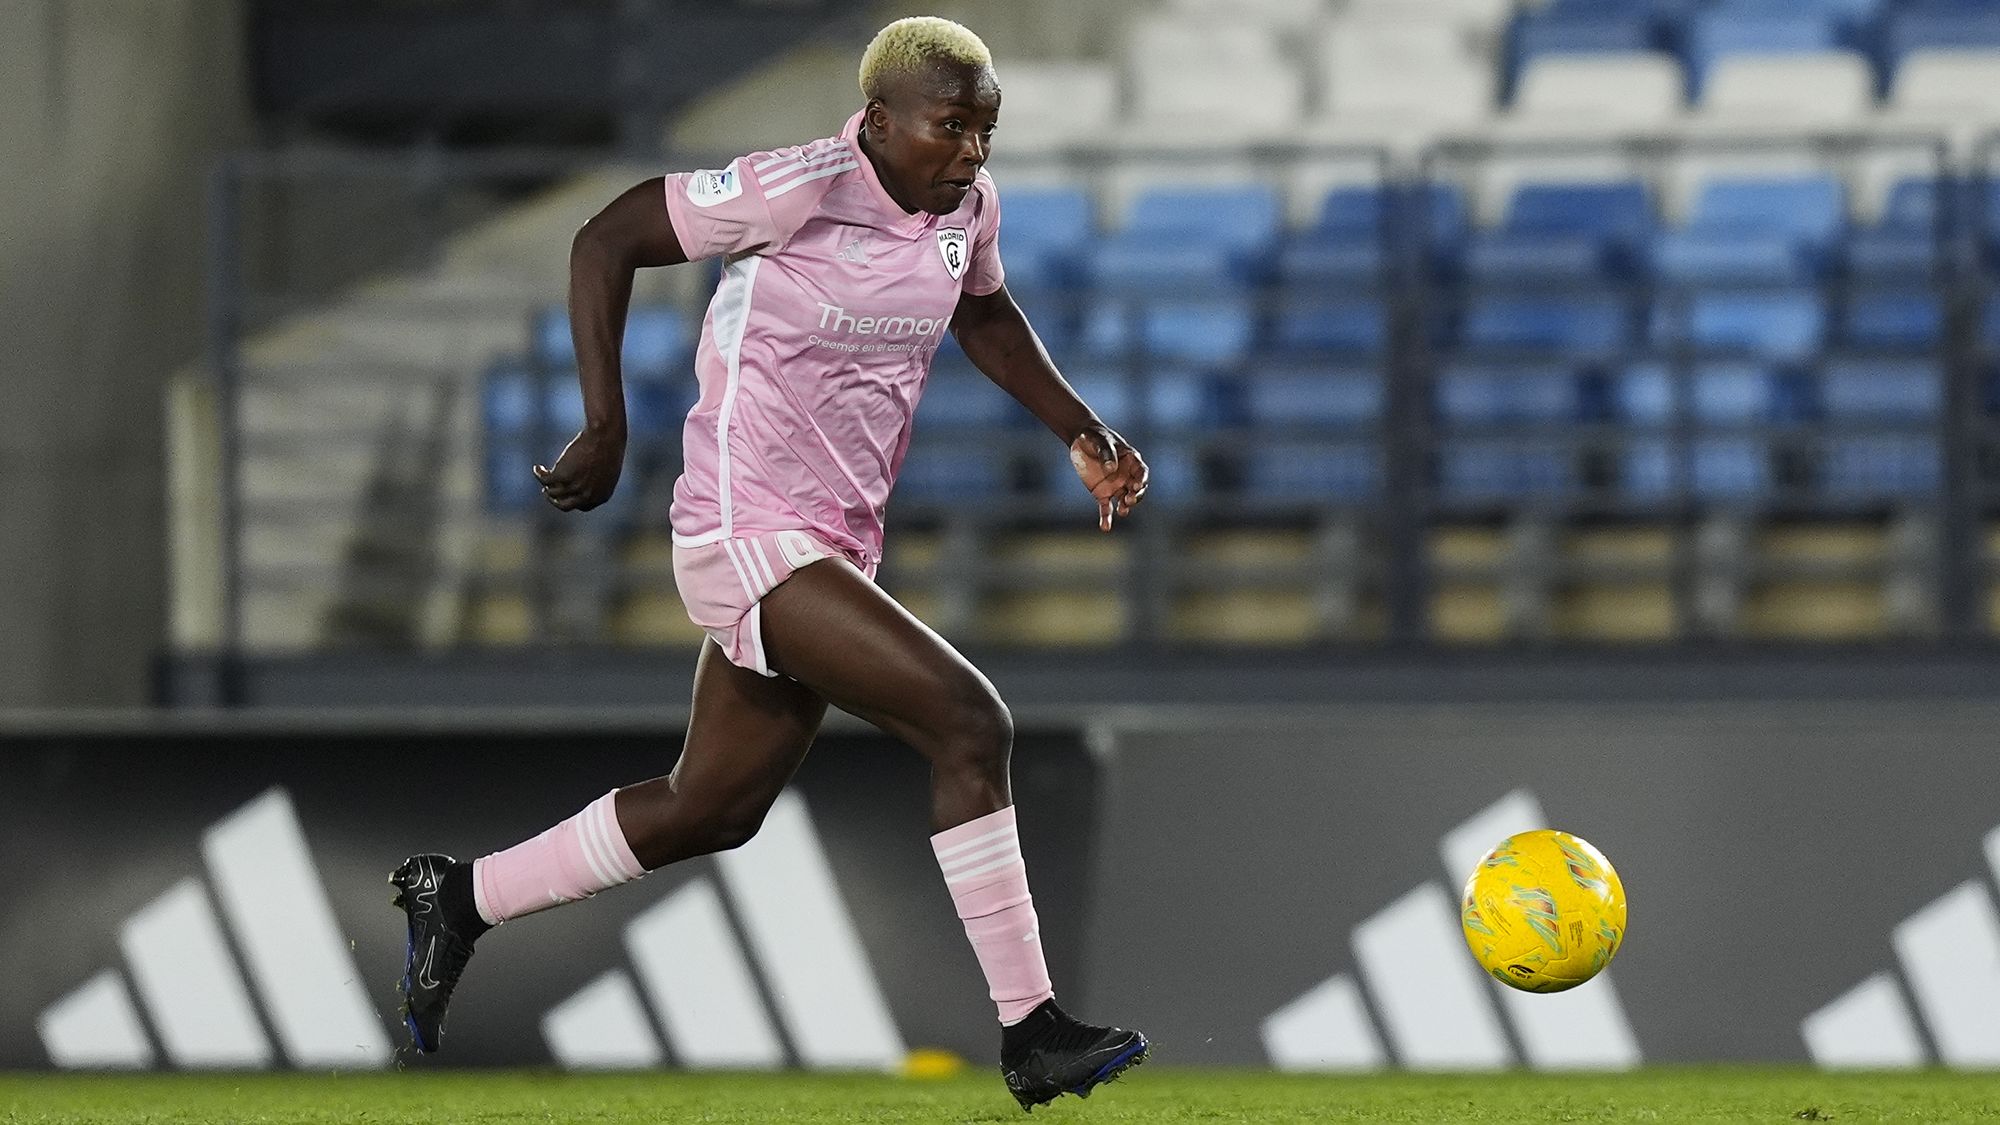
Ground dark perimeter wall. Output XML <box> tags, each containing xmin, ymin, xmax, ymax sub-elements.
<box><xmin>0</xmin><ymin>2</ymin><xmax>250</xmax><ymax>706</ymax></box>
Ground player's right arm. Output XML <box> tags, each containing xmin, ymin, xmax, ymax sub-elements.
<box><xmin>535</xmin><ymin>177</ymin><xmax>689</xmax><ymax>511</ymax></box>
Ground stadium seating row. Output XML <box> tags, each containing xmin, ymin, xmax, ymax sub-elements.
<box><xmin>994</xmin><ymin>2</ymin><xmax>2000</xmax><ymax>149</ymax></box>
<box><xmin>1001</xmin><ymin>176</ymin><xmax>2000</xmax><ymax>290</ymax></box>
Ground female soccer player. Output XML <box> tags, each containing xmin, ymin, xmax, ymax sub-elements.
<box><xmin>391</xmin><ymin>15</ymin><xmax>1150</xmax><ymax>1110</ymax></box>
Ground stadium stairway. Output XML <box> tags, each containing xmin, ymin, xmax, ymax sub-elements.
<box><xmin>174</xmin><ymin>169</ymin><xmax>694</xmax><ymax>650</ymax></box>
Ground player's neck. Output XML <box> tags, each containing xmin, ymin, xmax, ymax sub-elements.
<box><xmin>856</xmin><ymin>126</ymin><xmax>920</xmax><ymax>215</ymax></box>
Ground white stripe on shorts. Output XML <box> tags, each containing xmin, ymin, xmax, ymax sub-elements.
<box><xmin>722</xmin><ymin>540</ymin><xmax>762</xmax><ymax>601</ymax></box>
<box><xmin>748</xmin><ymin>540</ymin><xmax>779</xmax><ymax>591</ymax></box>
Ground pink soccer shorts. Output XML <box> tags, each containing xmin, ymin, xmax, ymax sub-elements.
<box><xmin>672</xmin><ymin>528</ymin><xmax>876</xmax><ymax>676</ymax></box>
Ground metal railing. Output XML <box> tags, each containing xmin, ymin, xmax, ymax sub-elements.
<box><xmin>200</xmin><ymin>130</ymin><xmax>2000</xmax><ymax>653</ymax></box>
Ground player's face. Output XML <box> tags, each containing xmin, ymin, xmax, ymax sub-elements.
<box><xmin>866</xmin><ymin>61</ymin><xmax>1000</xmax><ymax>216</ymax></box>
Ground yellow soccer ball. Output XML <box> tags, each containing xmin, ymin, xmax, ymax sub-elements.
<box><xmin>1460</xmin><ymin>829</ymin><xmax>1626</xmax><ymax>993</ymax></box>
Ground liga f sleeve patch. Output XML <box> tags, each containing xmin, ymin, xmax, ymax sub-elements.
<box><xmin>684</xmin><ymin>163</ymin><xmax>745</xmax><ymax>208</ymax></box>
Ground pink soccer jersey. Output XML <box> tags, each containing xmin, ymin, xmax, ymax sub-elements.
<box><xmin>660</xmin><ymin>109</ymin><xmax>1004</xmax><ymax>569</ymax></box>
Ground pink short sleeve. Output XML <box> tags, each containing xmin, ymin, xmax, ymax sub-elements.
<box><xmin>664</xmin><ymin>148</ymin><xmax>834</xmax><ymax>261</ymax></box>
<box><xmin>962</xmin><ymin>175</ymin><xmax>1005</xmax><ymax>297</ymax></box>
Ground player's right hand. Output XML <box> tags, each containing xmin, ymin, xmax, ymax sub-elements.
<box><xmin>533</xmin><ymin>426</ymin><xmax>625</xmax><ymax>512</ymax></box>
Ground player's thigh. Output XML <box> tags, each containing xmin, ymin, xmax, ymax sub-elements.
<box><xmin>757</xmin><ymin>557</ymin><xmax>1005</xmax><ymax>750</ymax></box>
<box><xmin>668</xmin><ymin>638</ymin><xmax>828</xmax><ymax>816</ymax></box>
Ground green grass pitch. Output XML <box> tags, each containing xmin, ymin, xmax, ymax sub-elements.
<box><xmin>5</xmin><ymin>1070</ymin><xmax>2000</xmax><ymax>1123</ymax></box>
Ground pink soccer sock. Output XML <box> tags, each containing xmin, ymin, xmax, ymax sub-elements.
<box><xmin>932</xmin><ymin>806</ymin><xmax>1056</xmax><ymax>1025</ymax></box>
<box><xmin>472</xmin><ymin>790</ymin><xmax>647</xmax><ymax>925</ymax></box>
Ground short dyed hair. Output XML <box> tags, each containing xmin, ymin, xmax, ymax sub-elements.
<box><xmin>858</xmin><ymin>16</ymin><xmax>992</xmax><ymax>100</ymax></box>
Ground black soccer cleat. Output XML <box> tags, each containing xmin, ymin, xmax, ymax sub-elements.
<box><xmin>1000</xmin><ymin>999</ymin><xmax>1150</xmax><ymax>1112</ymax></box>
<box><xmin>389</xmin><ymin>854</ymin><xmax>478</xmax><ymax>1053</ymax></box>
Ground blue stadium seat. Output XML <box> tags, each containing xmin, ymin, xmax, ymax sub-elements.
<box><xmin>1143</xmin><ymin>369</ymin><xmax>1222</xmax><ymax>430</ymax></box>
<box><xmin>1652</xmin><ymin>175</ymin><xmax>1845</xmax><ymax>284</ymax></box>
<box><xmin>1613</xmin><ymin>362</ymin><xmax>1676</xmax><ymax>425</ymax></box>
<box><xmin>1087</xmin><ymin>187</ymin><xmax>1281</xmax><ymax>299</ymax></box>
<box><xmin>1463</xmin><ymin>181</ymin><xmax>1654</xmax><ymax>281</ymax></box>
<box><xmin>1056</xmin><ymin>368</ymin><xmax>1136</xmax><ymax>430</ymax></box>
<box><xmin>1010</xmin><ymin>296</ymin><xmax>1078</xmax><ymax>356</ymax></box>
<box><xmin>1652</xmin><ymin>232</ymin><xmax>1820</xmax><ymax>284</ymax></box>
<box><xmin>1842</xmin><ymin>292</ymin><xmax>1944</xmax><ymax>350</ymax></box>
<box><xmin>1090</xmin><ymin>243</ymin><xmax>1248</xmax><ymax>294</ymax></box>
<box><xmin>1136</xmin><ymin>441</ymin><xmax>1204</xmax><ymax>502</ymax></box>
<box><xmin>916</xmin><ymin>372</ymin><xmax>1016</xmax><ymax>429</ymax></box>
<box><xmin>1691</xmin><ymin>362</ymin><xmax>1782</xmax><ymax>424</ymax></box>
<box><xmin>1512</xmin><ymin>10</ymin><xmax>1657</xmax><ymax>74</ymax></box>
<box><xmin>1437</xmin><ymin>443</ymin><xmax>1579</xmax><ymax>503</ymax></box>
<box><xmin>1311</xmin><ymin>183</ymin><xmax>1467</xmax><ymax>244</ymax></box>
<box><xmin>1271</xmin><ymin>299</ymin><xmax>1389</xmax><ymax>354</ymax></box>
<box><xmin>1462</xmin><ymin>295</ymin><xmax>1632</xmax><ymax>354</ymax></box>
<box><xmin>998</xmin><ymin>187</ymin><xmax>1095</xmax><ymax>291</ymax></box>
<box><xmin>533</xmin><ymin>306</ymin><xmax>690</xmax><ymax>378</ymax></box>
<box><xmin>484</xmin><ymin>444</ymin><xmax>541</xmax><ymax>514</ymax></box>
<box><xmin>1658</xmin><ymin>291</ymin><xmax>1825</xmax><ymax>360</ymax></box>
<box><xmin>1846</xmin><ymin>177</ymin><xmax>1949</xmax><ymax>279</ymax></box>
<box><xmin>1144</xmin><ymin>300</ymin><xmax>1258</xmax><ymax>363</ymax></box>
<box><xmin>1821</xmin><ymin>436</ymin><xmax>1941</xmax><ymax>499</ymax></box>
<box><xmin>1277</xmin><ymin>236</ymin><xmax>1386</xmax><ymax>288</ymax></box>
<box><xmin>1119</xmin><ymin>185</ymin><xmax>1284</xmax><ymax>255</ymax></box>
<box><xmin>1820</xmin><ymin>359</ymin><xmax>1941</xmax><ymax>421</ymax></box>
<box><xmin>1083</xmin><ymin>299</ymin><xmax>1259</xmax><ymax>363</ymax></box>
<box><xmin>1278</xmin><ymin>184</ymin><xmax>1402</xmax><ymax>288</ymax></box>
<box><xmin>1620</xmin><ymin>438</ymin><xmax>1677</xmax><ymax>501</ymax></box>
<box><xmin>1691</xmin><ymin>436</ymin><xmax>1773</xmax><ymax>500</ymax></box>
<box><xmin>483</xmin><ymin>362</ymin><xmax>537</xmax><ymax>436</ymax></box>
<box><xmin>1241</xmin><ymin>444</ymin><xmax>1380</xmax><ymax>502</ymax></box>
<box><xmin>1509</xmin><ymin>181</ymin><xmax>1657</xmax><ymax>243</ymax></box>
<box><xmin>1243</xmin><ymin>369</ymin><xmax>1385</xmax><ymax>429</ymax></box>
<box><xmin>1689</xmin><ymin>176</ymin><xmax>1847</xmax><ymax>244</ymax></box>
<box><xmin>895</xmin><ymin>447</ymin><xmax>1009</xmax><ymax>502</ymax></box>
<box><xmin>1886</xmin><ymin>8</ymin><xmax>2000</xmax><ymax>62</ymax></box>
<box><xmin>1981</xmin><ymin>180</ymin><xmax>2000</xmax><ymax>265</ymax></box>
<box><xmin>484</xmin><ymin>359</ymin><xmax>678</xmax><ymax>447</ymax></box>
<box><xmin>1435</xmin><ymin>364</ymin><xmax>1583</xmax><ymax>426</ymax></box>
<box><xmin>1686</xmin><ymin>11</ymin><xmax>1839</xmax><ymax>88</ymax></box>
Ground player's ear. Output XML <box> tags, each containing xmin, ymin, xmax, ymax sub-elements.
<box><xmin>864</xmin><ymin>97</ymin><xmax>892</xmax><ymax>139</ymax></box>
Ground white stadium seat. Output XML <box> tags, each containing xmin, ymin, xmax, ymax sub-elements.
<box><xmin>1343</xmin><ymin>0</ymin><xmax>1517</xmax><ymax>32</ymax></box>
<box><xmin>1165</xmin><ymin>0</ymin><xmax>1331</xmax><ymax>31</ymax></box>
<box><xmin>1321</xmin><ymin>18</ymin><xmax>1480</xmax><ymax>75</ymax></box>
<box><xmin>990</xmin><ymin>62</ymin><xmax>1121</xmax><ymax>153</ymax></box>
<box><xmin>1323</xmin><ymin>59</ymin><xmax>1493</xmax><ymax>125</ymax></box>
<box><xmin>1511</xmin><ymin>53</ymin><xmax>1685</xmax><ymax>129</ymax></box>
<box><xmin>1318</xmin><ymin>13</ymin><xmax>1492</xmax><ymax>134</ymax></box>
<box><xmin>1126</xmin><ymin>15</ymin><xmax>1285</xmax><ymax>72</ymax></box>
<box><xmin>1130</xmin><ymin>60</ymin><xmax>1310</xmax><ymax>146</ymax></box>
<box><xmin>1695</xmin><ymin>52</ymin><xmax>1875</xmax><ymax>127</ymax></box>
<box><xmin>1889</xmin><ymin>49</ymin><xmax>2000</xmax><ymax>119</ymax></box>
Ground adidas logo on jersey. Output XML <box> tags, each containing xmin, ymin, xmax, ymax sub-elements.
<box><xmin>835</xmin><ymin>237</ymin><xmax>870</xmax><ymax>266</ymax></box>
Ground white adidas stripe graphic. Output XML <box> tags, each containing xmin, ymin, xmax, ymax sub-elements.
<box><xmin>36</xmin><ymin>789</ymin><xmax>390</xmax><ymax>1070</ymax></box>
<box><xmin>1261</xmin><ymin>789</ymin><xmax>1641</xmax><ymax>1072</ymax></box>
<box><xmin>541</xmin><ymin>790</ymin><xmax>905</xmax><ymax>1071</ymax></box>
<box><xmin>1805</xmin><ymin>820</ymin><xmax>2000</xmax><ymax>1069</ymax></box>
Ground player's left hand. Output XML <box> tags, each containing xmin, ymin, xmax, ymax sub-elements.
<box><xmin>1070</xmin><ymin>426</ymin><xmax>1148</xmax><ymax>532</ymax></box>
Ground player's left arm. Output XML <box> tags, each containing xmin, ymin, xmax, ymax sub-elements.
<box><xmin>950</xmin><ymin>284</ymin><xmax>1148</xmax><ymax>531</ymax></box>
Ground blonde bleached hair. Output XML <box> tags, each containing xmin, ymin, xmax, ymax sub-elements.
<box><xmin>858</xmin><ymin>16</ymin><xmax>993</xmax><ymax>100</ymax></box>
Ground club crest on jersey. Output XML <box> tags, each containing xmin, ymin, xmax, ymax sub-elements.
<box><xmin>936</xmin><ymin>227</ymin><xmax>968</xmax><ymax>281</ymax></box>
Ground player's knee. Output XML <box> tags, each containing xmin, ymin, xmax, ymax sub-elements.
<box><xmin>937</xmin><ymin>681</ymin><xmax>1012</xmax><ymax>778</ymax></box>
<box><xmin>686</xmin><ymin>804</ymin><xmax>766</xmax><ymax>856</ymax></box>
